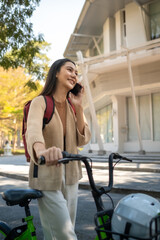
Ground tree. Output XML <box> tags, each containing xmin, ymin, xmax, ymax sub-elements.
<box><xmin>0</xmin><ymin>0</ymin><xmax>45</xmax><ymax>79</ymax></box>
<box><xmin>0</xmin><ymin>67</ymin><xmax>43</xmax><ymax>149</ymax></box>
<box><xmin>24</xmin><ymin>41</ymin><xmax>51</xmax><ymax>84</ymax></box>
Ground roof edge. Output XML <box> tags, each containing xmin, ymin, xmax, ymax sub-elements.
<box><xmin>73</xmin><ymin>0</ymin><xmax>91</xmax><ymax>34</ymax></box>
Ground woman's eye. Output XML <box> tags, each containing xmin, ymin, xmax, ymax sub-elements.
<box><xmin>67</xmin><ymin>68</ymin><xmax>78</xmax><ymax>76</ymax></box>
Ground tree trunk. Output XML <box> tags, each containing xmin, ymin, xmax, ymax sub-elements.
<box><xmin>13</xmin><ymin>119</ymin><xmax>17</xmax><ymax>151</ymax></box>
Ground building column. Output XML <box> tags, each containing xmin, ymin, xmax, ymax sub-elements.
<box><xmin>77</xmin><ymin>51</ymin><xmax>105</xmax><ymax>155</ymax></box>
<box><xmin>126</xmin><ymin>47</ymin><xmax>145</xmax><ymax>154</ymax></box>
<box><xmin>111</xmin><ymin>95</ymin><xmax>128</xmax><ymax>153</ymax></box>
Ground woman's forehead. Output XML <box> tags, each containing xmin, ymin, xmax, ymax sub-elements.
<box><xmin>64</xmin><ymin>61</ymin><xmax>77</xmax><ymax>70</ymax></box>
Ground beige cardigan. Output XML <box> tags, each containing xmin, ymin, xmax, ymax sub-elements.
<box><xmin>26</xmin><ymin>95</ymin><xmax>91</xmax><ymax>190</ymax></box>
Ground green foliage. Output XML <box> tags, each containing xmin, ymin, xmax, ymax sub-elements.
<box><xmin>0</xmin><ymin>148</ymin><xmax>25</xmax><ymax>155</ymax></box>
<box><xmin>12</xmin><ymin>149</ymin><xmax>25</xmax><ymax>155</ymax></box>
<box><xmin>0</xmin><ymin>67</ymin><xmax>43</xmax><ymax>148</ymax></box>
<box><xmin>25</xmin><ymin>80</ymin><xmax>38</xmax><ymax>91</ymax></box>
<box><xmin>24</xmin><ymin>41</ymin><xmax>51</xmax><ymax>81</ymax></box>
<box><xmin>0</xmin><ymin>0</ymin><xmax>48</xmax><ymax>79</ymax></box>
<box><xmin>0</xmin><ymin>149</ymin><xmax>4</xmax><ymax>155</ymax></box>
<box><xmin>0</xmin><ymin>67</ymin><xmax>43</xmax><ymax>122</ymax></box>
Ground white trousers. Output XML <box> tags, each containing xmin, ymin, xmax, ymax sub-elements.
<box><xmin>37</xmin><ymin>172</ymin><xmax>78</xmax><ymax>240</ymax></box>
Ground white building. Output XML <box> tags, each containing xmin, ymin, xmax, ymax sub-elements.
<box><xmin>64</xmin><ymin>0</ymin><xmax>160</xmax><ymax>154</ymax></box>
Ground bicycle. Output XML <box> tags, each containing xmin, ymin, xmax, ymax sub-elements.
<box><xmin>0</xmin><ymin>152</ymin><xmax>160</xmax><ymax>239</ymax></box>
<box><xmin>0</xmin><ymin>188</ymin><xmax>43</xmax><ymax>239</ymax></box>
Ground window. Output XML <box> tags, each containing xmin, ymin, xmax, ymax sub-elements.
<box><xmin>93</xmin><ymin>38</ymin><xmax>104</xmax><ymax>56</ymax></box>
<box><xmin>127</xmin><ymin>93</ymin><xmax>160</xmax><ymax>141</ymax></box>
<box><xmin>149</xmin><ymin>1</ymin><xmax>160</xmax><ymax>39</ymax></box>
<box><xmin>96</xmin><ymin>104</ymin><xmax>113</xmax><ymax>143</ymax></box>
<box><xmin>122</xmin><ymin>10</ymin><xmax>126</xmax><ymax>38</ymax></box>
<box><xmin>121</xmin><ymin>10</ymin><xmax>126</xmax><ymax>47</ymax></box>
<box><xmin>127</xmin><ymin>97</ymin><xmax>139</xmax><ymax>141</ymax></box>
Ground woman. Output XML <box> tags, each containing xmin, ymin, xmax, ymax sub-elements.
<box><xmin>26</xmin><ymin>58</ymin><xmax>91</xmax><ymax>240</ymax></box>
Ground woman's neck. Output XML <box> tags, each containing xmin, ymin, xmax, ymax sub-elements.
<box><xmin>53</xmin><ymin>91</ymin><xmax>67</xmax><ymax>103</ymax></box>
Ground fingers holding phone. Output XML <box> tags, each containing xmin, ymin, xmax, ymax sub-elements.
<box><xmin>70</xmin><ymin>83</ymin><xmax>83</xmax><ymax>96</ymax></box>
<box><xmin>69</xmin><ymin>83</ymin><xmax>84</xmax><ymax>107</ymax></box>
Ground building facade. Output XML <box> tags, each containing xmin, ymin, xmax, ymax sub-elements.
<box><xmin>64</xmin><ymin>0</ymin><xmax>160</xmax><ymax>153</ymax></box>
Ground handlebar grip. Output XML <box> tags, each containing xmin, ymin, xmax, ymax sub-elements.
<box><xmin>37</xmin><ymin>151</ymin><xmax>82</xmax><ymax>165</ymax></box>
<box><xmin>37</xmin><ymin>156</ymin><xmax>45</xmax><ymax>165</ymax></box>
<box><xmin>62</xmin><ymin>151</ymin><xmax>82</xmax><ymax>159</ymax></box>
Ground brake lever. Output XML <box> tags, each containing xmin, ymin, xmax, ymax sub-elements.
<box><xmin>113</xmin><ymin>153</ymin><xmax>132</xmax><ymax>168</ymax></box>
<box><xmin>113</xmin><ymin>153</ymin><xmax>132</xmax><ymax>162</ymax></box>
<box><xmin>58</xmin><ymin>158</ymin><xmax>70</xmax><ymax>164</ymax></box>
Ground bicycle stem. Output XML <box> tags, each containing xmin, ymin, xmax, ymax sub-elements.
<box><xmin>80</xmin><ymin>153</ymin><xmax>114</xmax><ymax>212</ymax></box>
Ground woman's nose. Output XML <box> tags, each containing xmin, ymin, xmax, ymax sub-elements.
<box><xmin>71</xmin><ymin>72</ymin><xmax>77</xmax><ymax>79</ymax></box>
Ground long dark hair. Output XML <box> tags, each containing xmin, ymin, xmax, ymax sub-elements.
<box><xmin>40</xmin><ymin>58</ymin><xmax>75</xmax><ymax>96</ymax></box>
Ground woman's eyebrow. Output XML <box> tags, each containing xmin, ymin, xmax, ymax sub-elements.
<box><xmin>67</xmin><ymin>66</ymin><xmax>78</xmax><ymax>73</ymax></box>
<box><xmin>66</xmin><ymin>65</ymin><xmax>74</xmax><ymax>69</ymax></box>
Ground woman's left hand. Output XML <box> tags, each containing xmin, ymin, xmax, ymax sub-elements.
<box><xmin>69</xmin><ymin>84</ymin><xmax>85</xmax><ymax>135</ymax></box>
<box><xmin>69</xmin><ymin>85</ymin><xmax>84</xmax><ymax>109</ymax></box>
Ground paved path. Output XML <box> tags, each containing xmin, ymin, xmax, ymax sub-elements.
<box><xmin>0</xmin><ymin>153</ymin><xmax>160</xmax><ymax>198</ymax></box>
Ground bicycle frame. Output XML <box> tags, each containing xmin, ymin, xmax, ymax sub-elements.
<box><xmin>3</xmin><ymin>152</ymin><xmax>160</xmax><ymax>240</ymax></box>
<box><xmin>80</xmin><ymin>154</ymin><xmax>114</xmax><ymax>240</ymax></box>
<box><xmin>59</xmin><ymin>152</ymin><xmax>160</xmax><ymax>240</ymax></box>
<box><xmin>3</xmin><ymin>211</ymin><xmax>37</xmax><ymax>240</ymax></box>
<box><xmin>58</xmin><ymin>152</ymin><xmax>132</xmax><ymax>240</ymax></box>
<box><xmin>1</xmin><ymin>189</ymin><xmax>42</xmax><ymax>240</ymax></box>
<box><xmin>5</xmin><ymin>220</ymin><xmax>37</xmax><ymax>240</ymax></box>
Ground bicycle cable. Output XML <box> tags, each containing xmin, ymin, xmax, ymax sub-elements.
<box><xmin>113</xmin><ymin>159</ymin><xmax>121</xmax><ymax>168</ymax></box>
<box><xmin>104</xmin><ymin>192</ymin><xmax>115</xmax><ymax>209</ymax></box>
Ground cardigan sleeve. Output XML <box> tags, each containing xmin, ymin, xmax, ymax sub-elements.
<box><xmin>25</xmin><ymin>96</ymin><xmax>46</xmax><ymax>164</ymax></box>
<box><xmin>76</xmin><ymin>115</ymin><xmax>91</xmax><ymax>147</ymax></box>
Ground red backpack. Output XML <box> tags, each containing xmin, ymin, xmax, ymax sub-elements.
<box><xmin>22</xmin><ymin>95</ymin><xmax>75</xmax><ymax>162</ymax></box>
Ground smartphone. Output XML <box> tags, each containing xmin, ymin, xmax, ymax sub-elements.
<box><xmin>70</xmin><ymin>83</ymin><xmax>82</xmax><ymax>96</ymax></box>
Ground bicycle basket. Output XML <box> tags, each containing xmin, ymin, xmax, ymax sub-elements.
<box><xmin>95</xmin><ymin>212</ymin><xmax>160</xmax><ymax>240</ymax></box>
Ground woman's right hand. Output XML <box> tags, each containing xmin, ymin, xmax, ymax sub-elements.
<box><xmin>33</xmin><ymin>142</ymin><xmax>62</xmax><ymax>166</ymax></box>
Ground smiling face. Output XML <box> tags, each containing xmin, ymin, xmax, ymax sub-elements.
<box><xmin>56</xmin><ymin>61</ymin><xmax>78</xmax><ymax>92</ymax></box>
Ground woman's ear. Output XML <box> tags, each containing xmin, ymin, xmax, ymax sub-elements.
<box><xmin>56</xmin><ymin>71</ymin><xmax>59</xmax><ymax>78</ymax></box>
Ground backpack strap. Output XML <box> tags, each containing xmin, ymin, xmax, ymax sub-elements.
<box><xmin>22</xmin><ymin>96</ymin><xmax>55</xmax><ymax>163</ymax></box>
<box><xmin>43</xmin><ymin>95</ymin><xmax>55</xmax><ymax>129</ymax></box>
<box><xmin>67</xmin><ymin>97</ymin><xmax>76</xmax><ymax>115</ymax></box>
<box><xmin>31</xmin><ymin>96</ymin><xmax>54</xmax><ymax>175</ymax></box>
<box><xmin>22</xmin><ymin>100</ymin><xmax>32</xmax><ymax>134</ymax></box>
<box><xmin>22</xmin><ymin>100</ymin><xmax>32</xmax><ymax>162</ymax></box>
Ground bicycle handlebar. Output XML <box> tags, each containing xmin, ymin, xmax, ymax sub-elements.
<box><xmin>38</xmin><ymin>152</ymin><xmax>132</xmax><ymax>211</ymax></box>
<box><xmin>37</xmin><ymin>152</ymin><xmax>83</xmax><ymax>165</ymax></box>
<box><xmin>38</xmin><ymin>152</ymin><xmax>132</xmax><ymax>196</ymax></box>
